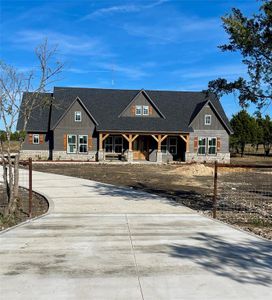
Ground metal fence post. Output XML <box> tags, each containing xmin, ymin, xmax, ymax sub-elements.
<box><xmin>213</xmin><ymin>161</ymin><xmax>218</xmax><ymax>219</ymax></box>
<box><xmin>29</xmin><ymin>157</ymin><xmax>33</xmax><ymax>218</ymax></box>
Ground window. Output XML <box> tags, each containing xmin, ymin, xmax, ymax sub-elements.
<box><xmin>169</xmin><ymin>137</ymin><xmax>177</xmax><ymax>155</ymax></box>
<box><xmin>105</xmin><ymin>137</ymin><xmax>113</xmax><ymax>152</ymax></box>
<box><xmin>208</xmin><ymin>137</ymin><xmax>217</xmax><ymax>155</ymax></box>
<box><xmin>33</xmin><ymin>134</ymin><xmax>39</xmax><ymax>144</ymax></box>
<box><xmin>75</xmin><ymin>111</ymin><xmax>82</xmax><ymax>122</ymax></box>
<box><xmin>114</xmin><ymin>136</ymin><xmax>123</xmax><ymax>153</ymax></box>
<box><xmin>205</xmin><ymin>114</ymin><xmax>211</xmax><ymax>125</ymax></box>
<box><xmin>198</xmin><ymin>137</ymin><xmax>206</xmax><ymax>155</ymax></box>
<box><xmin>67</xmin><ymin>135</ymin><xmax>77</xmax><ymax>153</ymax></box>
<box><xmin>161</xmin><ymin>139</ymin><xmax>167</xmax><ymax>153</ymax></box>
<box><xmin>78</xmin><ymin>135</ymin><xmax>88</xmax><ymax>153</ymax></box>
<box><xmin>143</xmin><ymin>106</ymin><xmax>149</xmax><ymax>115</ymax></box>
<box><xmin>135</xmin><ymin>105</ymin><xmax>142</xmax><ymax>116</ymax></box>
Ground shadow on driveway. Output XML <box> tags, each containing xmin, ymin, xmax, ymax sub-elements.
<box><xmin>167</xmin><ymin>232</ymin><xmax>272</xmax><ymax>286</ymax></box>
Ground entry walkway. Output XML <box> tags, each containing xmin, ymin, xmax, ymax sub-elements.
<box><xmin>0</xmin><ymin>170</ymin><xmax>271</xmax><ymax>300</ymax></box>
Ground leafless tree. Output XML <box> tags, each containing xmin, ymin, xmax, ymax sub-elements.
<box><xmin>0</xmin><ymin>39</ymin><xmax>63</xmax><ymax>217</ymax></box>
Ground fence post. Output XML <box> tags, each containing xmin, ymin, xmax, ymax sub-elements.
<box><xmin>29</xmin><ymin>157</ymin><xmax>33</xmax><ymax>218</ymax></box>
<box><xmin>213</xmin><ymin>161</ymin><xmax>218</xmax><ymax>219</ymax></box>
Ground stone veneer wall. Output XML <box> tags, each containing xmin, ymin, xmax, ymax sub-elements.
<box><xmin>20</xmin><ymin>150</ymin><xmax>97</xmax><ymax>161</ymax></box>
<box><xmin>185</xmin><ymin>152</ymin><xmax>230</xmax><ymax>163</ymax></box>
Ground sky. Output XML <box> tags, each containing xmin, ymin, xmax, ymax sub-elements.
<box><xmin>1</xmin><ymin>0</ymin><xmax>271</xmax><ymax>122</ymax></box>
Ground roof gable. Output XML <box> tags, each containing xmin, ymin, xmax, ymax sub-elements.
<box><xmin>52</xmin><ymin>96</ymin><xmax>98</xmax><ymax>129</ymax></box>
<box><xmin>119</xmin><ymin>89</ymin><xmax>166</xmax><ymax>119</ymax></box>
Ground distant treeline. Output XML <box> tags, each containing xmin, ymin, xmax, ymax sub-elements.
<box><xmin>230</xmin><ymin>111</ymin><xmax>272</xmax><ymax>156</ymax></box>
<box><xmin>0</xmin><ymin>131</ymin><xmax>25</xmax><ymax>142</ymax></box>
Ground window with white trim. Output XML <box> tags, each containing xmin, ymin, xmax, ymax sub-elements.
<box><xmin>75</xmin><ymin>111</ymin><xmax>82</xmax><ymax>122</ymax></box>
<box><xmin>33</xmin><ymin>134</ymin><xmax>39</xmax><ymax>144</ymax></box>
<box><xmin>67</xmin><ymin>135</ymin><xmax>77</xmax><ymax>153</ymax></box>
<box><xmin>135</xmin><ymin>105</ymin><xmax>142</xmax><ymax>116</ymax></box>
<box><xmin>198</xmin><ymin>137</ymin><xmax>206</xmax><ymax>155</ymax></box>
<box><xmin>205</xmin><ymin>114</ymin><xmax>211</xmax><ymax>125</ymax></box>
<box><xmin>143</xmin><ymin>106</ymin><xmax>149</xmax><ymax>115</ymax></box>
<box><xmin>208</xmin><ymin>137</ymin><xmax>217</xmax><ymax>155</ymax></box>
<box><xmin>78</xmin><ymin>135</ymin><xmax>88</xmax><ymax>153</ymax></box>
<box><xmin>169</xmin><ymin>137</ymin><xmax>177</xmax><ymax>155</ymax></box>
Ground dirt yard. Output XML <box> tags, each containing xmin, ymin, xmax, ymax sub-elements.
<box><xmin>0</xmin><ymin>185</ymin><xmax>49</xmax><ymax>231</ymax></box>
<box><xmin>33</xmin><ymin>160</ymin><xmax>272</xmax><ymax>240</ymax></box>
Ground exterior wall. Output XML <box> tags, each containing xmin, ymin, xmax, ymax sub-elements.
<box><xmin>20</xmin><ymin>150</ymin><xmax>50</xmax><ymax>160</ymax></box>
<box><xmin>191</xmin><ymin>105</ymin><xmax>225</xmax><ymax>131</ymax></box>
<box><xmin>22</xmin><ymin>132</ymin><xmax>50</xmax><ymax>151</ymax></box>
<box><xmin>121</xmin><ymin>92</ymin><xmax>160</xmax><ymax>118</ymax></box>
<box><xmin>53</xmin><ymin>100</ymin><xmax>97</xmax><ymax>160</ymax></box>
<box><xmin>187</xmin><ymin>130</ymin><xmax>230</xmax><ymax>163</ymax></box>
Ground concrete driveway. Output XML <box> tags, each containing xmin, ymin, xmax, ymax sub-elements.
<box><xmin>0</xmin><ymin>169</ymin><xmax>271</xmax><ymax>300</ymax></box>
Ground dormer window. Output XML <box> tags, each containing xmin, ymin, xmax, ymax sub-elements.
<box><xmin>135</xmin><ymin>105</ymin><xmax>142</xmax><ymax>116</ymax></box>
<box><xmin>143</xmin><ymin>106</ymin><xmax>149</xmax><ymax>116</ymax></box>
<box><xmin>205</xmin><ymin>114</ymin><xmax>211</xmax><ymax>125</ymax></box>
<box><xmin>75</xmin><ymin>111</ymin><xmax>82</xmax><ymax>122</ymax></box>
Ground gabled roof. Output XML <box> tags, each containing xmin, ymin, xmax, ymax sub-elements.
<box><xmin>119</xmin><ymin>89</ymin><xmax>166</xmax><ymax>119</ymax></box>
<box><xmin>17</xmin><ymin>87</ymin><xmax>233</xmax><ymax>134</ymax></box>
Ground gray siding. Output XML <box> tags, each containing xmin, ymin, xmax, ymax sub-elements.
<box><xmin>53</xmin><ymin>100</ymin><xmax>97</xmax><ymax>151</ymax></box>
<box><xmin>22</xmin><ymin>132</ymin><xmax>49</xmax><ymax>151</ymax></box>
<box><xmin>191</xmin><ymin>105</ymin><xmax>225</xmax><ymax>131</ymax></box>
<box><xmin>189</xmin><ymin>130</ymin><xmax>229</xmax><ymax>153</ymax></box>
<box><xmin>121</xmin><ymin>92</ymin><xmax>160</xmax><ymax>118</ymax></box>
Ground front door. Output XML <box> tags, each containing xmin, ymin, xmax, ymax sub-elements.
<box><xmin>133</xmin><ymin>136</ymin><xmax>149</xmax><ymax>160</ymax></box>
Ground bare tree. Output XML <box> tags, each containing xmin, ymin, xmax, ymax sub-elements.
<box><xmin>0</xmin><ymin>39</ymin><xmax>63</xmax><ymax>217</ymax></box>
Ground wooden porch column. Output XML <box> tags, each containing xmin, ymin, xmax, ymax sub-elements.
<box><xmin>99</xmin><ymin>133</ymin><xmax>109</xmax><ymax>151</ymax></box>
<box><xmin>179</xmin><ymin>134</ymin><xmax>190</xmax><ymax>152</ymax></box>
<box><xmin>122</xmin><ymin>134</ymin><xmax>139</xmax><ymax>151</ymax></box>
<box><xmin>151</xmin><ymin>134</ymin><xmax>168</xmax><ymax>152</ymax></box>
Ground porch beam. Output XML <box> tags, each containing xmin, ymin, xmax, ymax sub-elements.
<box><xmin>158</xmin><ymin>134</ymin><xmax>162</xmax><ymax>152</ymax></box>
<box><xmin>101</xmin><ymin>133</ymin><xmax>109</xmax><ymax>142</ymax></box>
<box><xmin>122</xmin><ymin>134</ymin><xmax>130</xmax><ymax>142</ymax></box>
<box><xmin>129</xmin><ymin>134</ymin><xmax>133</xmax><ymax>151</ymax></box>
<box><xmin>179</xmin><ymin>134</ymin><xmax>190</xmax><ymax>152</ymax></box>
<box><xmin>151</xmin><ymin>135</ymin><xmax>159</xmax><ymax>142</ymax></box>
<box><xmin>131</xmin><ymin>134</ymin><xmax>139</xmax><ymax>143</ymax></box>
<box><xmin>161</xmin><ymin>134</ymin><xmax>168</xmax><ymax>143</ymax></box>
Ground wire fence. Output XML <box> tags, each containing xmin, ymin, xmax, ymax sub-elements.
<box><xmin>0</xmin><ymin>158</ymin><xmax>33</xmax><ymax>219</ymax></box>
<box><xmin>212</xmin><ymin>163</ymin><xmax>272</xmax><ymax>237</ymax></box>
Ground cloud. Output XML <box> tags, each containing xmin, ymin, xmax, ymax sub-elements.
<box><xmin>11</xmin><ymin>30</ymin><xmax>111</xmax><ymax>57</ymax></box>
<box><xmin>96</xmin><ymin>63</ymin><xmax>149</xmax><ymax>79</ymax></box>
<box><xmin>123</xmin><ymin>15</ymin><xmax>222</xmax><ymax>44</ymax></box>
<box><xmin>175</xmin><ymin>65</ymin><xmax>247</xmax><ymax>80</ymax></box>
<box><xmin>81</xmin><ymin>0</ymin><xmax>168</xmax><ymax>20</ymax></box>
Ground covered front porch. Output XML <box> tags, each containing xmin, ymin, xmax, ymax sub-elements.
<box><xmin>98</xmin><ymin>132</ymin><xmax>190</xmax><ymax>163</ymax></box>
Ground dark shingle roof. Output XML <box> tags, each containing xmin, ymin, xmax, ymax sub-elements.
<box><xmin>17</xmin><ymin>87</ymin><xmax>232</xmax><ymax>133</ymax></box>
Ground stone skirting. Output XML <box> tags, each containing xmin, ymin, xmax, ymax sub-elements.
<box><xmin>19</xmin><ymin>150</ymin><xmax>50</xmax><ymax>160</ymax></box>
<box><xmin>185</xmin><ymin>152</ymin><xmax>230</xmax><ymax>163</ymax></box>
<box><xmin>53</xmin><ymin>151</ymin><xmax>96</xmax><ymax>161</ymax></box>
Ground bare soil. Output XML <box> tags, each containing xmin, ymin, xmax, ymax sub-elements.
<box><xmin>33</xmin><ymin>158</ymin><xmax>272</xmax><ymax>240</ymax></box>
<box><xmin>0</xmin><ymin>185</ymin><xmax>49</xmax><ymax>231</ymax></box>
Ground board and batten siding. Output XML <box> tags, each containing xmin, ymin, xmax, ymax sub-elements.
<box><xmin>23</xmin><ymin>132</ymin><xmax>49</xmax><ymax>150</ymax></box>
<box><xmin>53</xmin><ymin>100</ymin><xmax>97</xmax><ymax>151</ymax></box>
<box><xmin>190</xmin><ymin>104</ymin><xmax>226</xmax><ymax>131</ymax></box>
<box><xmin>120</xmin><ymin>92</ymin><xmax>160</xmax><ymax>118</ymax></box>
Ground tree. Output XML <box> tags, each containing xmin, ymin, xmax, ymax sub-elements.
<box><xmin>257</xmin><ymin>114</ymin><xmax>272</xmax><ymax>155</ymax></box>
<box><xmin>208</xmin><ymin>0</ymin><xmax>272</xmax><ymax>110</ymax></box>
<box><xmin>0</xmin><ymin>40</ymin><xmax>63</xmax><ymax>217</ymax></box>
<box><xmin>230</xmin><ymin>110</ymin><xmax>259</xmax><ymax>156</ymax></box>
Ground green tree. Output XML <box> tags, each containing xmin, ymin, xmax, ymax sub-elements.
<box><xmin>208</xmin><ymin>0</ymin><xmax>272</xmax><ymax>110</ymax></box>
<box><xmin>260</xmin><ymin>115</ymin><xmax>272</xmax><ymax>155</ymax></box>
<box><xmin>230</xmin><ymin>110</ymin><xmax>259</xmax><ymax>156</ymax></box>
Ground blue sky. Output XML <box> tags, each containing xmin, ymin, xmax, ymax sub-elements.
<box><xmin>1</xmin><ymin>0</ymin><xmax>271</xmax><ymax>120</ymax></box>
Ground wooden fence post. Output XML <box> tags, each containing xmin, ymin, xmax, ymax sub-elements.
<box><xmin>29</xmin><ymin>158</ymin><xmax>32</xmax><ymax>218</ymax></box>
<box><xmin>213</xmin><ymin>161</ymin><xmax>218</xmax><ymax>219</ymax></box>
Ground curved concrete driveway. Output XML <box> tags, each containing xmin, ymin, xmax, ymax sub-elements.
<box><xmin>0</xmin><ymin>169</ymin><xmax>271</xmax><ymax>300</ymax></box>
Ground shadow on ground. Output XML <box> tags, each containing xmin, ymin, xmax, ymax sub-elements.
<box><xmin>166</xmin><ymin>232</ymin><xmax>272</xmax><ymax>286</ymax></box>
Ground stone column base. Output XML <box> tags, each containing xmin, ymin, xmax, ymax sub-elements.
<box><xmin>98</xmin><ymin>150</ymin><xmax>105</xmax><ymax>161</ymax></box>
<box><xmin>156</xmin><ymin>151</ymin><xmax>163</xmax><ymax>163</ymax></box>
<box><xmin>127</xmin><ymin>150</ymin><xmax>133</xmax><ymax>162</ymax></box>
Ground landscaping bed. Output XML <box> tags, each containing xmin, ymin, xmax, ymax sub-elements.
<box><xmin>33</xmin><ymin>160</ymin><xmax>272</xmax><ymax>240</ymax></box>
<box><xmin>0</xmin><ymin>185</ymin><xmax>49</xmax><ymax>231</ymax></box>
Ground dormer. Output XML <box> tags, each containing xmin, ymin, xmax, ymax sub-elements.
<box><xmin>119</xmin><ymin>89</ymin><xmax>165</xmax><ymax>118</ymax></box>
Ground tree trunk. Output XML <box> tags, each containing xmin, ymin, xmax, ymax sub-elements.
<box><xmin>14</xmin><ymin>154</ymin><xmax>19</xmax><ymax>198</ymax></box>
